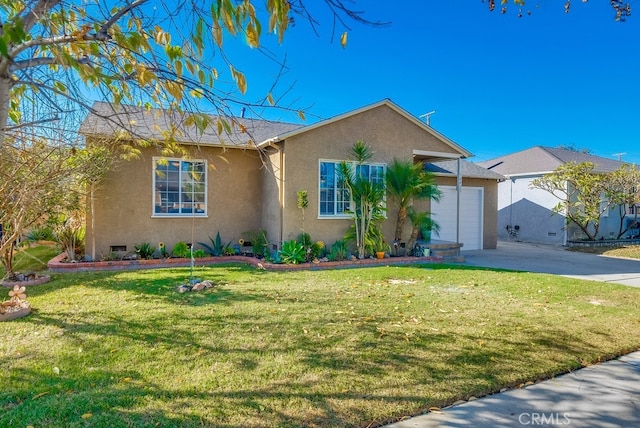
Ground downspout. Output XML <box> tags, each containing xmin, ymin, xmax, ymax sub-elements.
<box><xmin>456</xmin><ymin>157</ymin><xmax>462</xmax><ymax>245</ymax></box>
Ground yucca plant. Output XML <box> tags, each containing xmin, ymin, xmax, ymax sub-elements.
<box><xmin>134</xmin><ymin>242</ymin><xmax>156</xmax><ymax>259</ymax></box>
<box><xmin>55</xmin><ymin>221</ymin><xmax>85</xmax><ymax>262</ymax></box>
<box><xmin>338</xmin><ymin>141</ymin><xmax>386</xmax><ymax>258</ymax></box>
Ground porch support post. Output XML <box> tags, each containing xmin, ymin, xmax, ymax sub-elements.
<box><xmin>456</xmin><ymin>157</ymin><xmax>462</xmax><ymax>244</ymax></box>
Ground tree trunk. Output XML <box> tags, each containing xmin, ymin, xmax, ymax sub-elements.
<box><xmin>1</xmin><ymin>241</ymin><xmax>17</xmax><ymax>281</ymax></box>
<box><xmin>406</xmin><ymin>224</ymin><xmax>420</xmax><ymax>253</ymax></box>
<box><xmin>395</xmin><ymin>207</ymin><xmax>406</xmax><ymax>241</ymax></box>
<box><xmin>0</xmin><ymin>75</ymin><xmax>12</xmax><ymax>150</ymax></box>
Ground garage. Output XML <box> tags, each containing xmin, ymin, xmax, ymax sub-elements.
<box><xmin>431</xmin><ymin>186</ymin><xmax>484</xmax><ymax>250</ymax></box>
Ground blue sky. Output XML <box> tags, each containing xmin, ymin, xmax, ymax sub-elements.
<box><xmin>225</xmin><ymin>1</ymin><xmax>640</xmax><ymax>164</ymax></box>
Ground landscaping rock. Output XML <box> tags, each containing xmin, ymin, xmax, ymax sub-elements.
<box><xmin>178</xmin><ymin>280</ymin><xmax>214</xmax><ymax>292</ymax></box>
<box><xmin>191</xmin><ymin>282</ymin><xmax>206</xmax><ymax>291</ymax></box>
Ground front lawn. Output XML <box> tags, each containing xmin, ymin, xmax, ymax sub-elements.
<box><xmin>0</xmin><ymin>243</ymin><xmax>59</xmax><ymax>278</ymax></box>
<box><xmin>570</xmin><ymin>244</ymin><xmax>640</xmax><ymax>260</ymax></box>
<box><xmin>1</xmin><ymin>263</ymin><xmax>639</xmax><ymax>427</ymax></box>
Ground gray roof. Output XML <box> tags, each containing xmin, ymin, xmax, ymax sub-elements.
<box><xmin>80</xmin><ymin>101</ymin><xmax>302</xmax><ymax>148</ymax></box>
<box><xmin>425</xmin><ymin>159</ymin><xmax>505</xmax><ymax>180</ymax></box>
<box><xmin>477</xmin><ymin>146</ymin><xmax>630</xmax><ymax>175</ymax></box>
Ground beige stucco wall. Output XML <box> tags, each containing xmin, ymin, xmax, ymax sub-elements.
<box><xmin>86</xmin><ymin>142</ymin><xmax>264</xmax><ymax>258</ymax></box>
<box><xmin>87</xmin><ymin>103</ymin><xmax>497</xmax><ymax>257</ymax></box>
<box><xmin>434</xmin><ymin>176</ymin><xmax>499</xmax><ymax>249</ymax></box>
<box><xmin>271</xmin><ymin>104</ymin><xmax>465</xmax><ymax>248</ymax></box>
<box><xmin>260</xmin><ymin>146</ymin><xmax>283</xmax><ymax>249</ymax></box>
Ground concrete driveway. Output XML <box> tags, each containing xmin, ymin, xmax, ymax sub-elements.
<box><xmin>462</xmin><ymin>241</ymin><xmax>640</xmax><ymax>287</ymax></box>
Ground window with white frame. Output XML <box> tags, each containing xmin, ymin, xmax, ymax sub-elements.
<box><xmin>319</xmin><ymin>160</ymin><xmax>385</xmax><ymax>217</ymax></box>
<box><xmin>153</xmin><ymin>157</ymin><xmax>206</xmax><ymax>216</ymax></box>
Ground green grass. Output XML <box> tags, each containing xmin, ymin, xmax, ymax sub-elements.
<box><xmin>0</xmin><ymin>243</ymin><xmax>59</xmax><ymax>278</ymax></box>
<box><xmin>570</xmin><ymin>244</ymin><xmax>640</xmax><ymax>259</ymax></box>
<box><xmin>2</xmin><ymin>262</ymin><xmax>640</xmax><ymax>427</ymax></box>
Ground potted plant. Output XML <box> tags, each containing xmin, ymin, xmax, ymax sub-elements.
<box><xmin>0</xmin><ymin>285</ymin><xmax>31</xmax><ymax>322</ymax></box>
<box><xmin>371</xmin><ymin>230</ymin><xmax>390</xmax><ymax>259</ymax></box>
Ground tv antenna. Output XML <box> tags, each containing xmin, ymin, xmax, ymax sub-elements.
<box><xmin>419</xmin><ymin>110</ymin><xmax>436</xmax><ymax>126</ymax></box>
<box><xmin>613</xmin><ymin>152</ymin><xmax>627</xmax><ymax>161</ymax></box>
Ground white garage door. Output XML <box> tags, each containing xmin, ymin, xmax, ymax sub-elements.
<box><xmin>431</xmin><ymin>186</ymin><xmax>484</xmax><ymax>250</ymax></box>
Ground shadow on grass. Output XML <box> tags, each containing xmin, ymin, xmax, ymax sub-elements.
<box><xmin>2</xmin><ymin>319</ymin><xmax>633</xmax><ymax>428</ymax></box>
<box><xmin>5</xmin><ymin>262</ymin><xmax>638</xmax><ymax>427</ymax></box>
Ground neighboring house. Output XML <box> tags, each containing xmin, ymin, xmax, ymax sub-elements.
<box><xmin>79</xmin><ymin>99</ymin><xmax>502</xmax><ymax>260</ymax></box>
<box><xmin>477</xmin><ymin>146</ymin><xmax>631</xmax><ymax>245</ymax></box>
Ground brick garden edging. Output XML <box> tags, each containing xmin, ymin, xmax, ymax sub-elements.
<box><xmin>47</xmin><ymin>252</ymin><xmax>448</xmax><ymax>273</ymax></box>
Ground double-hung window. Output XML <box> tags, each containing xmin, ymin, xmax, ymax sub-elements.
<box><xmin>153</xmin><ymin>157</ymin><xmax>206</xmax><ymax>216</ymax></box>
<box><xmin>319</xmin><ymin>160</ymin><xmax>385</xmax><ymax>217</ymax></box>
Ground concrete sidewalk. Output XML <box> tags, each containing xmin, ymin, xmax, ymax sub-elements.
<box><xmin>384</xmin><ymin>351</ymin><xmax>640</xmax><ymax>427</ymax></box>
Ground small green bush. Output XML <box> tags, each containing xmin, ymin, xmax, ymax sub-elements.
<box><xmin>244</xmin><ymin>229</ymin><xmax>269</xmax><ymax>258</ymax></box>
<box><xmin>172</xmin><ymin>241</ymin><xmax>190</xmax><ymax>258</ymax></box>
<box><xmin>193</xmin><ymin>249</ymin><xmax>208</xmax><ymax>258</ymax></box>
<box><xmin>295</xmin><ymin>232</ymin><xmax>326</xmax><ymax>262</ymax></box>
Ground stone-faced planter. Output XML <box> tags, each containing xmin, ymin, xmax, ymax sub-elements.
<box><xmin>1</xmin><ymin>274</ymin><xmax>51</xmax><ymax>287</ymax></box>
<box><xmin>0</xmin><ymin>305</ymin><xmax>31</xmax><ymax>322</ymax></box>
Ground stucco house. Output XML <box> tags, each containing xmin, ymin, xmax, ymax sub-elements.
<box><xmin>79</xmin><ymin>99</ymin><xmax>503</xmax><ymax>260</ymax></box>
<box><xmin>477</xmin><ymin>146</ymin><xmax>631</xmax><ymax>245</ymax></box>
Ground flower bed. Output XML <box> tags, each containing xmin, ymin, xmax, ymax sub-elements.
<box><xmin>47</xmin><ymin>252</ymin><xmax>446</xmax><ymax>273</ymax></box>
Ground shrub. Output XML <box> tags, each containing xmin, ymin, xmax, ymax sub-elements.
<box><xmin>328</xmin><ymin>239</ymin><xmax>349</xmax><ymax>261</ymax></box>
<box><xmin>296</xmin><ymin>233</ymin><xmax>325</xmax><ymax>262</ymax></box>
<box><xmin>134</xmin><ymin>242</ymin><xmax>156</xmax><ymax>259</ymax></box>
<box><xmin>172</xmin><ymin>241</ymin><xmax>190</xmax><ymax>258</ymax></box>
<box><xmin>279</xmin><ymin>240</ymin><xmax>306</xmax><ymax>264</ymax></box>
<box><xmin>193</xmin><ymin>249</ymin><xmax>208</xmax><ymax>258</ymax></box>
<box><xmin>310</xmin><ymin>240</ymin><xmax>325</xmax><ymax>260</ymax></box>
<box><xmin>244</xmin><ymin>229</ymin><xmax>269</xmax><ymax>258</ymax></box>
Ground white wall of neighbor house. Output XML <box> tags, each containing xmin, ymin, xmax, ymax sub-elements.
<box><xmin>497</xmin><ymin>175</ymin><xmax>567</xmax><ymax>245</ymax></box>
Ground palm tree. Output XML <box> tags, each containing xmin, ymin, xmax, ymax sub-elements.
<box><xmin>406</xmin><ymin>207</ymin><xmax>440</xmax><ymax>253</ymax></box>
<box><xmin>385</xmin><ymin>159</ymin><xmax>441</xmax><ymax>242</ymax></box>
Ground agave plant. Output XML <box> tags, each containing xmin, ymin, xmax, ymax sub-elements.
<box><xmin>199</xmin><ymin>232</ymin><xmax>232</xmax><ymax>256</ymax></box>
<box><xmin>279</xmin><ymin>240</ymin><xmax>306</xmax><ymax>264</ymax></box>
